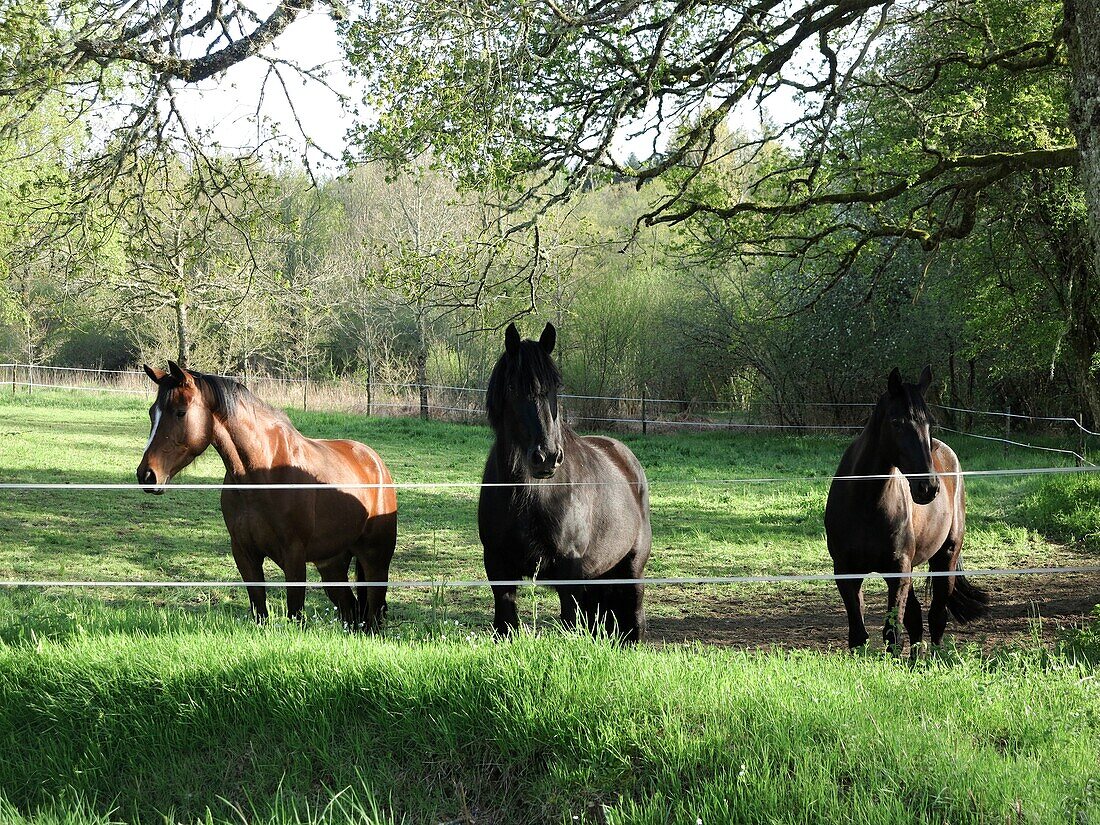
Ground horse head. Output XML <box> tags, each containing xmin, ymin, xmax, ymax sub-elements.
<box><xmin>880</xmin><ymin>365</ymin><xmax>939</xmax><ymax>505</ymax></box>
<box><xmin>486</xmin><ymin>322</ymin><xmax>565</xmax><ymax>479</ymax></box>
<box><xmin>137</xmin><ymin>361</ymin><xmax>216</xmax><ymax>493</ymax></box>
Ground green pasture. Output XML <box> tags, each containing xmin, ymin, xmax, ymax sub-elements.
<box><xmin>0</xmin><ymin>390</ymin><xmax>1099</xmax><ymax>824</ymax></box>
<box><xmin>0</xmin><ymin>388</ymin><xmax>1096</xmax><ymax>640</ymax></box>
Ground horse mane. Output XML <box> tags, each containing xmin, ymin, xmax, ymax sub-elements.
<box><xmin>185</xmin><ymin>371</ymin><xmax>292</xmax><ymax>426</ymax></box>
<box><xmin>866</xmin><ymin>382</ymin><xmax>936</xmax><ymax>436</ymax></box>
<box><xmin>485</xmin><ymin>339</ymin><xmax>564</xmax><ymax>432</ymax></box>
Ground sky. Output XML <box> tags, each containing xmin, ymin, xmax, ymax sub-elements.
<box><xmin>172</xmin><ymin>11</ymin><xmax>352</xmax><ymax>174</ymax></box>
<box><xmin>170</xmin><ymin>10</ymin><xmax>804</xmax><ymax>178</ymax></box>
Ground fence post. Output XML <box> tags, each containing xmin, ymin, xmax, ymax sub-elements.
<box><xmin>1078</xmin><ymin>413</ymin><xmax>1085</xmax><ymax>467</ymax></box>
<box><xmin>365</xmin><ymin>359</ymin><xmax>373</xmax><ymax>417</ymax></box>
<box><xmin>1004</xmin><ymin>403</ymin><xmax>1011</xmax><ymax>459</ymax></box>
<box><xmin>10</xmin><ymin>364</ymin><xmax>14</xmax><ymax>395</ymax></box>
<box><xmin>641</xmin><ymin>385</ymin><xmax>647</xmax><ymax>435</ymax></box>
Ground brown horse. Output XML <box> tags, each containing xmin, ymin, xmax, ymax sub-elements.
<box><xmin>824</xmin><ymin>366</ymin><xmax>989</xmax><ymax>654</ymax></box>
<box><xmin>136</xmin><ymin>361</ymin><xmax>397</xmax><ymax>629</ymax></box>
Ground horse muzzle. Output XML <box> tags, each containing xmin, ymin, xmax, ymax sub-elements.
<box><xmin>529</xmin><ymin>445</ymin><xmax>564</xmax><ymax>479</ymax></box>
<box><xmin>137</xmin><ymin>466</ymin><xmax>167</xmax><ymax>495</ymax></box>
<box><xmin>910</xmin><ymin>478</ymin><xmax>939</xmax><ymax>505</ymax></box>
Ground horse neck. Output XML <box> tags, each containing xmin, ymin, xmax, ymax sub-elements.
<box><xmin>847</xmin><ymin>406</ymin><xmax>898</xmax><ymax>492</ymax></box>
<box><xmin>210</xmin><ymin>402</ymin><xmax>297</xmax><ymax>480</ymax></box>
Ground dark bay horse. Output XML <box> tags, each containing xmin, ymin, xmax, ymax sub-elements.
<box><xmin>825</xmin><ymin>366</ymin><xmax>989</xmax><ymax>654</ymax></box>
<box><xmin>136</xmin><ymin>361</ymin><xmax>397</xmax><ymax>629</ymax></box>
<box><xmin>478</xmin><ymin>323</ymin><xmax>652</xmax><ymax>642</ymax></box>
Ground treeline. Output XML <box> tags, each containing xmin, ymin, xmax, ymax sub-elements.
<box><xmin>0</xmin><ymin>107</ymin><xmax>1096</xmax><ymax>427</ymax></box>
<box><xmin>0</xmin><ymin>148</ymin><xmax>1096</xmax><ymax>427</ymax></box>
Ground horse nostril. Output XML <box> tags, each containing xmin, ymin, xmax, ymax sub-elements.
<box><xmin>554</xmin><ymin>448</ymin><xmax>564</xmax><ymax>466</ymax></box>
<box><xmin>138</xmin><ymin>468</ymin><xmax>157</xmax><ymax>486</ymax></box>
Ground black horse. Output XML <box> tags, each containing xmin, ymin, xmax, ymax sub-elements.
<box><xmin>478</xmin><ymin>322</ymin><xmax>652</xmax><ymax>642</ymax></box>
<box><xmin>824</xmin><ymin>366</ymin><xmax>989</xmax><ymax>654</ymax></box>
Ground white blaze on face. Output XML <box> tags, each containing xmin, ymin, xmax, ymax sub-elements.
<box><xmin>145</xmin><ymin>402</ymin><xmax>163</xmax><ymax>454</ymax></box>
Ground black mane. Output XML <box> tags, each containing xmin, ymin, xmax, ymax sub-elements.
<box><xmin>485</xmin><ymin>339</ymin><xmax>563</xmax><ymax>431</ymax></box>
<box><xmin>873</xmin><ymin>382</ymin><xmax>935</xmax><ymax>430</ymax></box>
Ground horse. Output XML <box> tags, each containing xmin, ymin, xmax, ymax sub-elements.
<box><xmin>824</xmin><ymin>366</ymin><xmax>990</xmax><ymax>654</ymax></box>
<box><xmin>478</xmin><ymin>322</ymin><xmax>652</xmax><ymax>642</ymax></box>
<box><xmin>136</xmin><ymin>361</ymin><xmax>397</xmax><ymax>630</ymax></box>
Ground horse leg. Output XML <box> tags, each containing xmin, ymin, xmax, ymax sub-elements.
<box><xmin>490</xmin><ymin>584</ymin><xmax>519</xmax><ymax>636</ymax></box>
<box><xmin>835</xmin><ymin>575</ymin><xmax>868</xmax><ymax>650</ymax></box>
<box><xmin>283</xmin><ymin>551</ymin><xmax>308</xmax><ymax>625</ymax></box>
<box><xmin>614</xmin><ymin>582</ymin><xmax>645</xmax><ymax>644</ymax></box>
<box><xmin>904</xmin><ymin>587</ymin><xmax>924</xmax><ymax>660</ymax></box>
<box><xmin>556</xmin><ymin>586</ymin><xmax>583</xmax><ymax>631</ymax></box>
<box><xmin>928</xmin><ymin>542</ymin><xmax>954</xmax><ymax>646</ymax></box>
<box><xmin>883</xmin><ymin>565</ymin><xmax>913</xmax><ymax>657</ymax></box>
<box><xmin>356</xmin><ymin>552</ymin><xmax>392</xmax><ymax>634</ymax></box>
<box><xmin>607</xmin><ymin>551</ymin><xmax>646</xmax><ymax>643</ymax></box>
<box><xmin>316</xmin><ymin>557</ymin><xmax>357</xmax><ymax>629</ymax></box>
<box><xmin>354</xmin><ymin>511</ymin><xmax>396</xmax><ymax>632</ymax></box>
<box><xmin>231</xmin><ymin>540</ymin><xmax>268</xmax><ymax>624</ymax></box>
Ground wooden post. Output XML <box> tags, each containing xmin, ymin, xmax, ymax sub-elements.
<box><xmin>1004</xmin><ymin>403</ymin><xmax>1011</xmax><ymax>459</ymax></box>
<box><xmin>10</xmin><ymin>364</ymin><xmax>14</xmax><ymax>395</ymax></box>
<box><xmin>641</xmin><ymin>385</ymin><xmax>648</xmax><ymax>435</ymax></box>
<box><xmin>365</xmin><ymin>358</ymin><xmax>373</xmax><ymax>417</ymax></box>
<box><xmin>1078</xmin><ymin>413</ymin><xmax>1086</xmax><ymax>467</ymax></box>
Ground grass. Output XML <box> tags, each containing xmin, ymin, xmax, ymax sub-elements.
<box><xmin>0</xmin><ymin>388</ymin><xmax>1098</xmax><ymax>823</ymax></box>
<box><xmin>1</xmin><ymin>627</ymin><xmax>1099</xmax><ymax>824</ymax></box>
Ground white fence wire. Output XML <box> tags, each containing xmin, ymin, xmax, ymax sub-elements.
<box><xmin>0</xmin><ymin>364</ymin><xmax>1097</xmax><ymax>593</ymax></box>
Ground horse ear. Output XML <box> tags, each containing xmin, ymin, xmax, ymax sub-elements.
<box><xmin>167</xmin><ymin>360</ymin><xmax>194</xmax><ymax>386</ymax></box>
<box><xmin>143</xmin><ymin>364</ymin><xmax>166</xmax><ymax>384</ymax></box>
<box><xmin>887</xmin><ymin>367</ymin><xmax>903</xmax><ymax>396</ymax></box>
<box><xmin>918</xmin><ymin>365</ymin><xmax>933</xmax><ymax>395</ymax></box>
<box><xmin>504</xmin><ymin>323</ymin><xmax>521</xmax><ymax>356</ymax></box>
<box><xmin>539</xmin><ymin>322</ymin><xmax>556</xmax><ymax>354</ymax></box>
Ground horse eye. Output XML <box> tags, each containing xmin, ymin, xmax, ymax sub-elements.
<box><xmin>175</xmin><ymin>409</ymin><xmax>186</xmax><ymax>419</ymax></box>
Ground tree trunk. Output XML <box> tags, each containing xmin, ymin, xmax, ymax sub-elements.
<box><xmin>175</xmin><ymin>298</ymin><xmax>190</xmax><ymax>367</ymax></box>
<box><xmin>947</xmin><ymin>340</ymin><xmax>957</xmax><ymax>427</ymax></box>
<box><xmin>417</xmin><ymin>346</ymin><xmax>429</xmax><ymax>420</ymax></box>
<box><xmin>967</xmin><ymin>358</ymin><xmax>976</xmax><ymax>430</ymax></box>
<box><xmin>1065</xmin><ymin>0</ymin><xmax>1100</xmax><ymax>280</ymax></box>
<box><xmin>416</xmin><ymin>312</ymin><xmax>429</xmax><ymax>420</ymax></box>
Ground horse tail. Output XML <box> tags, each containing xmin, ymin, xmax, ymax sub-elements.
<box><xmin>946</xmin><ymin>557</ymin><xmax>991</xmax><ymax>624</ymax></box>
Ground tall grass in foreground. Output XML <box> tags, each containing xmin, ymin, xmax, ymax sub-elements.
<box><xmin>1</xmin><ymin>626</ymin><xmax>1098</xmax><ymax>825</ymax></box>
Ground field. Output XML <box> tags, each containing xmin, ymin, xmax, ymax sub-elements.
<box><xmin>0</xmin><ymin>389</ymin><xmax>1099</xmax><ymax>823</ymax></box>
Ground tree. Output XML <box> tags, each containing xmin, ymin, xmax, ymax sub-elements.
<box><xmin>0</xmin><ymin>0</ymin><xmax>345</xmax><ymax>211</ymax></box>
<box><xmin>343</xmin><ymin>0</ymin><xmax>1100</xmax><ymax>280</ymax></box>
<box><xmin>82</xmin><ymin>149</ymin><xmax>277</xmax><ymax>369</ymax></box>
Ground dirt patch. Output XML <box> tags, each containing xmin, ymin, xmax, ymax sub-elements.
<box><xmin>647</xmin><ymin>574</ymin><xmax>1099</xmax><ymax>652</ymax></box>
